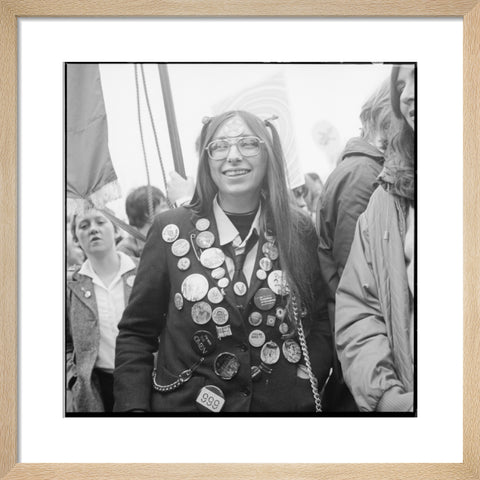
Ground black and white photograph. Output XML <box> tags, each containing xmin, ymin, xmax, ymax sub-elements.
<box><xmin>65</xmin><ymin>62</ymin><xmax>416</xmax><ymax>416</ymax></box>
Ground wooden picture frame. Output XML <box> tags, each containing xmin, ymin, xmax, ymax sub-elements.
<box><xmin>1</xmin><ymin>1</ymin><xmax>478</xmax><ymax>478</ymax></box>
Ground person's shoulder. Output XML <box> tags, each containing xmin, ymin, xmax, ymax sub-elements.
<box><xmin>154</xmin><ymin>206</ymin><xmax>193</xmax><ymax>226</ymax></box>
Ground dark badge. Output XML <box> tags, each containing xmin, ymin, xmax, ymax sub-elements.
<box><xmin>181</xmin><ymin>274</ymin><xmax>209</xmax><ymax>302</ymax></box>
<box><xmin>177</xmin><ymin>257</ymin><xmax>191</xmax><ymax>271</ymax></box>
<box><xmin>196</xmin><ymin>231</ymin><xmax>215</xmax><ymax>249</ymax></box>
<box><xmin>200</xmin><ymin>248</ymin><xmax>225</xmax><ymax>269</ymax></box>
<box><xmin>253</xmin><ymin>288</ymin><xmax>276</xmax><ymax>311</ymax></box>
<box><xmin>171</xmin><ymin>238</ymin><xmax>190</xmax><ymax>257</ymax></box>
<box><xmin>233</xmin><ymin>281</ymin><xmax>247</xmax><ymax>297</ymax></box>
<box><xmin>195</xmin><ymin>218</ymin><xmax>210</xmax><ymax>232</ymax></box>
<box><xmin>212</xmin><ymin>306</ymin><xmax>229</xmax><ymax>325</ymax></box>
<box><xmin>259</xmin><ymin>257</ymin><xmax>273</xmax><ymax>272</ymax></box>
<box><xmin>162</xmin><ymin>224</ymin><xmax>180</xmax><ymax>243</ymax></box>
<box><xmin>191</xmin><ymin>330</ymin><xmax>216</xmax><ymax>356</ymax></box>
<box><xmin>260</xmin><ymin>341</ymin><xmax>281</xmax><ymax>365</ymax></box>
<box><xmin>174</xmin><ymin>292</ymin><xmax>184</xmax><ymax>310</ymax></box>
<box><xmin>207</xmin><ymin>287</ymin><xmax>224</xmax><ymax>304</ymax></box>
<box><xmin>216</xmin><ymin>325</ymin><xmax>233</xmax><ymax>339</ymax></box>
<box><xmin>268</xmin><ymin>270</ymin><xmax>289</xmax><ymax>296</ymax></box>
<box><xmin>282</xmin><ymin>339</ymin><xmax>302</xmax><ymax>363</ymax></box>
<box><xmin>256</xmin><ymin>269</ymin><xmax>267</xmax><ymax>281</ymax></box>
<box><xmin>191</xmin><ymin>301</ymin><xmax>212</xmax><ymax>325</ymax></box>
<box><xmin>248</xmin><ymin>311</ymin><xmax>263</xmax><ymax>327</ymax></box>
<box><xmin>249</xmin><ymin>329</ymin><xmax>266</xmax><ymax>348</ymax></box>
<box><xmin>218</xmin><ymin>277</ymin><xmax>229</xmax><ymax>289</ymax></box>
<box><xmin>211</xmin><ymin>267</ymin><xmax>226</xmax><ymax>280</ymax></box>
<box><xmin>214</xmin><ymin>352</ymin><xmax>240</xmax><ymax>380</ymax></box>
<box><xmin>196</xmin><ymin>385</ymin><xmax>225</xmax><ymax>413</ymax></box>
<box><xmin>266</xmin><ymin>315</ymin><xmax>276</xmax><ymax>327</ymax></box>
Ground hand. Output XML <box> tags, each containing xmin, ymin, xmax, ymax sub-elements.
<box><xmin>166</xmin><ymin>171</ymin><xmax>194</xmax><ymax>205</ymax></box>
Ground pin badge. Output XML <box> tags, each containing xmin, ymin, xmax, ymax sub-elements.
<box><xmin>171</xmin><ymin>238</ymin><xmax>190</xmax><ymax>257</ymax></box>
<box><xmin>196</xmin><ymin>385</ymin><xmax>225</xmax><ymax>413</ymax></box>
<box><xmin>268</xmin><ymin>270</ymin><xmax>289</xmax><ymax>296</ymax></box>
<box><xmin>174</xmin><ymin>292</ymin><xmax>184</xmax><ymax>310</ymax></box>
<box><xmin>212</xmin><ymin>307</ymin><xmax>229</xmax><ymax>325</ymax></box>
<box><xmin>216</xmin><ymin>325</ymin><xmax>232</xmax><ymax>339</ymax></box>
<box><xmin>195</xmin><ymin>218</ymin><xmax>210</xmax><ymax>232</ymax></box>
<box><xmin>181</xmin><ymin>274</ymin><xmax>209</xmax><ymax>302</ymax></box>
<box><xmin>275</xmin><ymin>306</ymin><xmax>286</xmax><ymax>320</ymax></box>
<box><xmin>260</xmin><ymin>341</ymin><xmax>280</xmax><ymax>365</ymax></box>
<box><xmin>279</xmin><ymin>322</ymin><xmax>289</xmax><ymax>334</ymax></box>
<box><xmin>249</xmin><ymin>329</ymin><xmax>266</xmax><ymax>348</ymax></box>
<box><xmin>262</xmin><ymin>242</ymin><xmax>279</xmax><ymax>260</ymax></box>
<box><xmin>177</xmin><ymin>257</ymin><xmax>191</xmax><ymax>271</ymax></box>
<box><xmin>233</xmin><ymin>281</ymin><xmax>247</xmax><ymax>297</ymax></box>
<box><xmin>282</xmin><ymin>339</ymin><xmax>302</xmax><ymax>363</ymax></box>
<box><xmin>296</xmin><ymin>364</ymin><xmax>310</xmax><ymax>379</ymax></box>
<box><xmin>83</xmin><ymin>290</ymin><xmax>92</xmax><ymax>299</ymax></box>
<box><xmin>191</xmin><ymin>330</ymin><xmax>216</xmax><ymax>356</ymax></box>
<box><xmin>208</xmin><ymin>287</ymin><xmax>224</xmax><ymax>304</ymax></box>
<box><xmin>218</xmin><ymin>277</ymin><xmax>229</xmax><ymax>289</ymax></box>
<box><xmin>126</xmin><ymin>275</ymin><xmax>136</xmax><ymax>287</ymax></box>
<box><xmin>191</xmin><ymin>301</ymin><xmax>212</xmax><ymax>325</ymax></box>
<box><xmin>259</xmin><ymin>257</ymin><xmax>272</xmax><ymax>272</ymax></box>
<box><xmin>253</xmin><ymin>288</ymin><xmax>276</xmax><ymax>311</ymax></box>
<box><xmin>200</xmin><ymin>248</ymin><xmax>225</xmax><ymax>269</ymax></box>
<box><xmin>162</xmin><ymin>224</ymin><xmax>180</xmax><ymax>243</ymax></box>
<box><xmin>211</xmin><ymin>267</ymin><xmax>226</xmax><ymax>280</ymax></box>
<box><xmin>264</xmin><ymin>231</ymin><xmax>275</xmax><ymax>242</ymax></box>
<box><xmin>266</xmin><ymin>315</ymin><xmax>276</xmax><ymax>327</ymax></box>
<box><xmin>214</xmin><ymin>352</ymin><xmax>240</xmax><ymax>380</ymax></box>
<box><xmin>248</xmin><ymin>311</ymin><xmax>263</xmax><ymax>327</ymax></box>
<box><xmin>256</xmin><ymin>269</ymin><xmax>267</xmax><ymax>281</ymax></box>
<box><xmin>251</xmin><ymin>365</ymin><xmax>262</xmax><ymax>382</ymax></box>
<box><xmin>196</xmin><ymin>231</ymin><xmax>215</xmax><ymax>249</ymax></box>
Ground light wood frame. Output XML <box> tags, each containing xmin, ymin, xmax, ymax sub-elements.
<box><xmin>1</xmin><ymin>1</ymin><xmax>478</xmax><ymax>478</ymax></box>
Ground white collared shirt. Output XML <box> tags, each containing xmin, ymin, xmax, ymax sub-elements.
<box><xmin>79</xmin><ymin>251</ymin><xmax>136</xmax><ymax>371</ymax></box>
<box><xmin>212</xmin><ymin>196</ymin><xmax>261</xmax><ymax>287</ymax></box>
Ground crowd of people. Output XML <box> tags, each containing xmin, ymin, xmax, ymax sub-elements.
<box><xmin>66</xmin><ymin>64</ymin><xmax>415</xmax><ymax>414</ymax></box>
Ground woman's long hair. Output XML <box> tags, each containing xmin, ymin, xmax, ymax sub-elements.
<box><xmin>189</xmin><ymin>110</ymin><xmax>315</xmax><ymax>313</ymax></box>
<box><xmin>385</xmin><ymin>65</ymin><xmax>415</xmax><ymax>203</ymax></box>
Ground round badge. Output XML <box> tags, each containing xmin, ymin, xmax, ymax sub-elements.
<box><xmin>248</xmin><ymin>311</ymin><xmax>263</xmax><ymax>327</ymax></box>
<box><xmin>264</xmin><ymin>231</ymin><xmax>275</xmax><ymax>242</ymax></box>
<box><xmin>275</xmin><ymin>306</ymin><xmax>286</xmax><ymax>320</ymax></box>
<box><xmin>249</xmin><ymin>329</ymin><xmax>266</xmax><ymax>348</ymax></box>
<box><xmin>177</xmin><ymin>257</ymin><xmax>191</xmax><ymax>271</ymax></box>
<box><xmin>191</xmin><ymin>301</ymin><xmax>212</xmax><ymax>325</ymax></box>
<box><xmin>262</xmin><ymin>242</ymin><xmax>279</xmax><ymax>260</ymax></box>
<box><xmin>162</xmin><ymin>224</ymin><xmax>179</xmax><ymax>243</ymax></box>
<box><xmin>282</xmin><ymin>339</ymin><xmax>302</xmax><ymax>363</ymax></box>
<box><xmin>253</xmin><ymin>288</ymin><xmax>276</xmax><ymax>311</ymax></box>
<box><xmin>191</xmin><ymin>330</ymin><xmax>216</xmax><ymax>356</ymax></box>
<box><xmin>174</xmin><ymin>292</ymin><xmax>184</xmax><ymax>310</ymax></box>
<box><xmin>196</xmin><ymin>231</ymin><xmax>215</xmax><ymax>249</ymax></box>
<box><xmin>181</xmin><ymin>274</ymin><xmax>209</xmax><ymax>302</ymax></box>
<box><xmin>260</xmin><ymin>341</ymin><xmax>281</xmax><ymax>365</ymax></box>
<box><xmin>279</xmin><ymin>322</ymin><xmax>289</xmax><ymax>334</ymax></box>
<box><xmin>126</xmin><ymin>275</ymin><xmax>135</xmax><ymax>287</ymax></box>
<box><xmin>259</xmin><ymin>257</ymin><xmax>273</xmax><ymax>272</ymax></box>
<box><xmin>211</xmin><ymin>267</ymin><xmax>226</xmax><ymax>280</ymax></box>
<box><xmin>208</xmin><ymin>287</ymin><xmax>224</xmax><ymax>304</ymax></box>
<box><xmin>200</xmin><ymin>248</ymin><xmax>225</xmax><ymax>269</ymax></box>
<box><xmin>268</xmin><ymin>270</ymin><xmax>290</xmax><ymax>296</ymax></box>
<box><xmin>84</xmin><ymin>290</ymin><xmax>91</xmax><ymax>298</ymax></box>
<box><xmin>233</xmin><ymin>281</ymin><xmax>247</xmax><ymax>297</ymax></box>
<box><xmin>218</xmin><ymin>277</ymin><xmax>229</xmax><ymax>289</ymax></box>
<box><xmin>171</xmin><ymin>238</ymin><xmax>190</xmax><ymax>257</ymax></box>
<box><xmin>212</xmin><ymin>307</ymin><xmax>229</xmax><ymax>325</ymax></box>
<box><xmin>195</xmin><ymin>218</ymin><xmax>210</xmax><ymax>232</ymax></box>
<box><xmin>256</xmin><ymin>269</ymin><xmax>267</xmax><ymax>281</ymax></box>
<box><xmin>214</xmin><ymin>352</ymin><xmax>240</xmax><ymax>380</ymax></box>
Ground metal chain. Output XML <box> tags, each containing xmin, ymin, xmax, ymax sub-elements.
<box><xmin>290</xmin><ymin>292</ymin><xmax>323</xmax><ymax>413</ymax></box>
<box><xmin>151</xmin><ymin>358</ymin><xmax>204</xmax><ymax>393</ymax></box>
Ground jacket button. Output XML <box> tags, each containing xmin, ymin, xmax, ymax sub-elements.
<box><xmin>239</xmin><ymin>344</ymin><xmax>248</xmax><ymax>352</ymax></box>
<box><xmin>241</xmin><ymin>388</ymin><xmax>251</xmax><ymax>397</ymax></box>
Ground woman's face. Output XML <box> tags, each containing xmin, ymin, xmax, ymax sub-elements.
<box><xmin>396</xmin><ymin>65</ymin><xmax>415</xmax><ymax>130</ymax></box>
<box><xmin>207</xmin><ymin>115</ymin><xmax>268</xmax><ymax>202</ymax></box>
<box><xmin>74</xmin><ymin>209</ymin><xmax>116</xmax><ymax>257</ymax></box>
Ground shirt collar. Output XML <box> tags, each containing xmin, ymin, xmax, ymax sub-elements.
<box><xmin>79</xmin><ymin>251</ymin><xmax>135</xmax><ymax>285</ymax></box>
<box><xmin>212</xmin><ymin>195</ymin><xmax>262</xmax><ymax>247</ymax></box>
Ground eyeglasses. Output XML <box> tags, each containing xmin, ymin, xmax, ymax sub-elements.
<box><xmin>205</xmin><ymin>136</ymin><xmax>264</xmax><ymax>161</ymax></box>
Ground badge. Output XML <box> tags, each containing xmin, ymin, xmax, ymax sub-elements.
<box><xmin>196</xmin><ymin>385</ymin><xmax>225</xmax><ymax>413</ymax></box>
<box><xmin>282</xmin><ymin>339</ymin><xmax>302</xmax><ymax>363</ymax></box>
<box><xmin>196</xmin><ymin>231</ymin><xmax>215</xmax><ymax>249</ymax></box>
<box><xmin>268</xmin><ymin>270</ymin><xmax>289</xmax><ymax>296</ymax></box>
<box><xmin>251</xmin><ymin>365</ymin><xmax>262</xmax><ymax>382</ymax></box>
<box><xmin>212</xmin><ymin>307</ymin><xmax>229</xmax><ymax>325</ymax></box>
<box><xmin>256</xmin><ymin>269</ymin><xmax>267</xmax><ymax>281</ymax></box>
<box><xmin>171</xmin><ymin>238</ymin><xmax>190</xmax><ymax>257</ymax></box>
<box><xmin>195</xmin><ymin>218</ymin><xmax>210</xmax><ymax>232</ymax></box>
<box><xmin>216</xmin><ymin>325</ymin><xmax>233</xmax><ymax>339</ymax></box>
<box><xmin>214</xmin><ymin>352</ymin><xmax>240</xmax><ymax>380</ymax></box>
<box><xmin>181</xmin><ymin>274</ymin><xmax>209</xmax><ymax>302</ymax></box>
<box><xmin>264</xmin><ymin>231</ymin><xmax>275</xmax><ymax>242</ymax></box>
<box><xmin>260</xmin><ymin>341</ymin><xmax>280</xmax><ymax>365</ymax></box>
<box><xmin>162</xmin><ymin>224</ymin><xmax>179</xmax><ymax>243</ymax></box>
<box><xmin>278</xmin><ymin>322</ymin><xmax>289</xmax><ymax>334</ymax></box>
<box><xmin>253</xmin><ymin>288</ymin><xmax>276</xmax><ymax>311</ymax></box>
<box><xmin>259</xmin><ymin>257</ymin><xmax>272</xmax><ymax>272</ymax></box>
<box><xmin>208</xmin><ymin>287</ymin><xmax>224</xmax><ymax>304</ymax></box>
<box><xmin>191</xmin><ymin>330</ymin><xmax>216</xmax><ymax>356</ymax></box>
<box><xmin>177</xmin><ymin>257</ymin><xmax>191</xmax><ymax>271</ymax></box>
<box><xmin>174</xmin><ymin>292</ymin><xmax>184</xmax><ymax>310</ymax></box>
<box><xmin>233</xmin><ymin>281</ymin><xmax>247</xmax><ymax>296</ymax></box>
<box><xmin>248</xmin><ymin>311</ymin><xmax>262</xmax><ymax>327</ymax></box>
<box><xmin>297</xmin><ymin>364</ymin><xmax>310</xmax><ymax>379</ymax></box>
<box><xmin>211</xmin><ymin>267</ymin><xmax>226</xmax><ymax>280</ymax></box>
<box><xmin>218</xmin><ymin>277</ymin><xmax>229</xmax><ymax>289</ymax></box>
<box><xmin>83</xmin><ymin>290</ymin><xmax>91</xmax><ymax>299</ymax></box>
<box><xmin>200</xmin><ymin>248</ymin><xmax>225</xmax><ymax>269</ymax></box>
<box><xmin>191</xmin><ymin>301</ymin><xmax>212</xmax><ymax>325</ymax></box>
<box><xmin>249</xmin><ymin>329</ymin><xmax>266</xmax><ymax>348</ymax></box>
<box><xmin>275</xmin><ymin>306</ymin><xmax>286</xmax><ymax>320</ymax></box>
<box><xmin>262</xmin><ymin>242</ymin><xmax>279</xmax><ymax>260</ymax></box>
<box><xmin>126</xmin><ymin>275</ymin><xmax>136</xmax><ymax>287</ymax></box>
<box><xmin>266</xmin><ymin>315</ymin><xmax>276</xmax><ymax>327</ymax></box>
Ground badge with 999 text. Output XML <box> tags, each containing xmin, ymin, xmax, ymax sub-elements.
<box><xmin>196</xmin><ymin>385</ymin><xmax>225</xmax><ymax>413</ymax></box>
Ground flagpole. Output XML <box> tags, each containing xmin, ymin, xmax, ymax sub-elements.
<box><xmin>158</xmin><ymin>64</ymin><xmax>186</xmax><ymax>179</ymax></box>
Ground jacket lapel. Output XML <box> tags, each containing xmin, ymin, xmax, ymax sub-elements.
<box><xmin>68</xmin><ymin>274</ymin><xmax>98</xmax><ymax>317</ymax></box>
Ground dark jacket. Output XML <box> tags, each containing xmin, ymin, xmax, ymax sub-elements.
<box><xmin>114</xmin><ymin>206</ymin><xmax>332</xmax><ymax>413</ymax></box>
<box><xmin>316</xmin><ymin>137</ymin><xmax>384</xmax><ymax>411</ymax></box>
